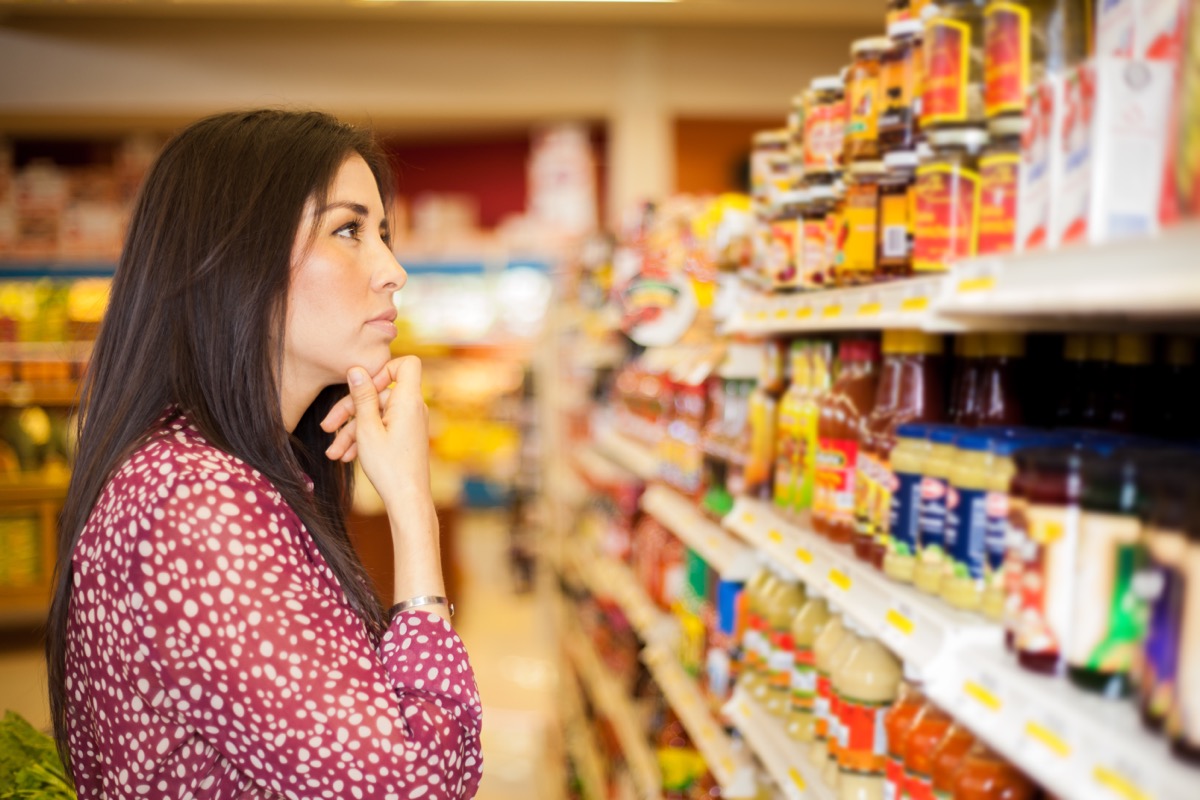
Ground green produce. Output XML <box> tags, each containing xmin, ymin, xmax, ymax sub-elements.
<box><xmin>0</xmin><ymin>711</ymin><xmax>74</xmax><ymax>799</ymax></box>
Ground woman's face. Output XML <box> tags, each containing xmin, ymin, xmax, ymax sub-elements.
<box><xmin>284</xmin><ymin>154</ymin><xmax>405</xmax><ymax>394</ymax></box>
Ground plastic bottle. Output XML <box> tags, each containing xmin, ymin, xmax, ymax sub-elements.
<box><xmin>1054</xmin><ymin>334</ymin><xmax>1089</xmax><ymax>428</ymax></box>
<box><xmin>788</xmin><ymin>589</ymin><xmax>832</xmax><ymax>742</ymax></box>
<box><xmin>951</xmin><ymin>742</ymin><xmax>1035</xmax><ymax>800</ymax></box>
<box><xmin>1108</xmin><ymin>333</ymin><xmax>1154</xmax><ymax>435</ymax></box>
<box><xmin>1001</xmin><ymin>449</ymin><xmax>1036</xmax><ymax>650</ymax></box>
<box><xmin>823</xmin><ymin>620</ymin><xmax>863</xmax><ymax>792</ymax></box>
<box><xmin>914</xmin><ymin>427</ymin><xmax>960</xmax><ymax>595</ymax></box>
<box><xmin>817</xmin><ymin>340</ymin><xmax>881</xmax><ymax>543</ymax></box>
<box><xmin>740</xmin><ymin>567</ymin><xmax>781</xmax><ymax>697</ymax></box>
<box><xmin>811</xmin><ymin>614</ymin><xmax>849</xmax><ymax>768</ymax></box>
<box><xmin>834</xmin><ymin>629</ymin><xmax>903</xmax><ymax>800</ymax></box>
<box><xmin>882</xmin><ymin>668</ymin><xmax>925</xmax><ymax>800</ymax></box>
<box><xmin>1079</xmin><ymin>334</ymin><xmax>1116</xmax><ymax>430</ymax></box>
<box><xmin>902</xmin><ymin>701</ymin><xmax>953</xmax><ymax>800</ymax></box>
<box><xmin>856</xmin><ymin>331</ymin><xmax>906</xmax><ymax>562</ymax></box>
<box><xmin>884</xmin><ymin>424</ymin><xmax>933</xmax><ymax>583</ymax></box>
<box><xmin>950</xmin><ymin>334</ymin><xmax>987</xmax><ymax>426</ymax></box>
<box><xmin>775</xmin><ymin>342</ymin><xmax>811</xmax><ymax>512</ymax></box>
<box><xmin>973</xmin><ymin>333</ymin><xmax>1025</xmax><ymax>427</ymax></box>
<box><xmin>795</xmin><ymin>341</ymin><xmax>834</xmax><ymax>517</ymax></box>
<box><xmin>1154</xmin><ymin>336</ymin><xmax>1200</xmax><ymax>441</ymax></box>
<box><xmin>941</xmin><ymin>431</ymin><xmax>995</xmax><ymax>611</ymax></box>
<box><xmin>763</xmin><ymin>580</ymin><xmax>806</xmax><ymax>716</ymax></box>
<box><xmin>981</xmin><ymin>436</ymin><xmax>1021</xmax><ymax>622</ymax></box>
<box><xmin>930</xmin><ymin>722</ymin><xmax>974</xmax><ymax>798</ymax></box>
<box><xmin>746</xmin><ymin>340</ymin><xmax>788</xmax><ymax>499</ymax></box>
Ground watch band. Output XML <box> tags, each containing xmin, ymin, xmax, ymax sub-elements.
<box><xmin>389</xmin><ymin>595</ymin><xmax>454</xmax><ymax>618</ymax></box>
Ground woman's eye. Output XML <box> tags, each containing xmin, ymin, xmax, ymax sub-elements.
<box><xmin>336</xmin><ymin>220</ymin><xmax>363</xmax><ymax>240</ymax></box>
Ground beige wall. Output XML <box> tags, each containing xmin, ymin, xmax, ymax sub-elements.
<box><xmin>0</xmin><ymin>16</ymin><xmax>872</xmax><ymax>220</ymax></box>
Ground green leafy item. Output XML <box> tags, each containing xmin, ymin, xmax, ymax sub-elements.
<box><xmin>0</xmin><ymin>711</ymin><xmax>75</xmax><ymax>799</ymax></box>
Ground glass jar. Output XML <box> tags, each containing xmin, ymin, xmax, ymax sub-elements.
<box><xmin>769</xmin><ymin>189</ymin><xmax>808</xmax><ymax>291</ymax></box>
<box><xmin>752</xmin><ymin>129</ymin><xmax>791</xmax><ymax>207</ymax></box>
<box><xmin>878</xmin><ymin>150</ymin><xmax>919</xmax><ymax>278</ymax></box>
<box><xmin>922</xmin><ymin>0</ymin><xmax>987</xmax><ymax>131</ymax></box>
<box><xmin>802</xmin><ymin>181</ymin><xmax>836</xmax><ymax>289</ymax></box>
<box><xmin>846</xmin><ymin>37</ymin><xmax>894</xmax><ymax>162</ymax></box>
<box><xmin>887</xmin><ymin>0</ymin><xmax>913</xmax><ymax>27</ymax></box>
<box><xmin>804</xmin><ymin>76</ymin><xmax>847</xmax><ymax>176</ymax></box>
<box><xmin>825</xmin><ymin>179</ymin><xmax>847</xmax><ymax>284</ymax></box>
<box><xmin>880</xmin><ymin>19</ymin><xmax>925</xmax><ymax>156</ymax></box>
<box><xmin>985</xmin><ymin>0</ymin><xmax>1088</xmax><ymax>120</ymax></box>
<box><xmin>839</xmin><ymin>161</ymin><xmax>886</xmax><ymax>285</ymax></box>
<box><xmin>913</xmin><ymin>127</ymin><xmax>988</xmax><ymax>272</ymax></box>
<box><xmin>977</xmin><ymin>116</ymin><xmax>1022</xmax><ymax>256</ymax></box>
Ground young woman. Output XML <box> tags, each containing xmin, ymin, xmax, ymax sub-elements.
<box><xmin>44</xmin><ymin>109</ymin><xmax>482</xmax><ymax>798</ymax></box>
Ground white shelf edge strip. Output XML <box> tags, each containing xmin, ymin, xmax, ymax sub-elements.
<box><xmin>643</xmin><ymin>644</ymin><xmax>757</xmax><ymax>799</ymax></box>
<box><xmin>724</xmin><ymin>686</ymin><xmax>836</xmax><ymax>800</ymax></box>
<box><xmin>643</xmin><ymin>484</ymin><xmax>757</xmax><ymax>581</ymax></box>
<box><xmin>594</xmin><ymin>427</ymin><xmax>659</xmax><ymax>482</ymax></box>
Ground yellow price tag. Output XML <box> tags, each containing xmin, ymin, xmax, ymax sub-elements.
<box><xmin>796</xmin><ymin>306</ymin><xmax>813</xmax><ymax>319</ymax></box>
<box><xmin>788</xmin><ymin>767</ymin><xmax>807</xmax><ymax>791</ymax></box>
<box><xmin>957</xmin><ymin>276</ymin><xmax>996</xmax><ymax>294</ymax></box>
<box><xmin>755</xmin><ymin>310</ymin><xmax>769</xmax><ymax>321</ymax></box>
<box><xmin>1093</xmin><ymin>767</ymin><xmax>1150</xmax><ymax>800</ymax></box>
<box><xmin>1031</xmin><ymin>519</ymin><xmax>1064</xmax><ymax>544</ymax></box>
<box><xmin>963</xmin><ymin>680</ymin><xmax>1002</xmax><ymax>713</ymax></box>
<box><xmin>858</xmin><ymin>302</ymin><xmax>882</xmax><ymax>316</ymax></box>
<box><xmin>822</xmin><ymin>305</ymin><xmax>843</xmax><ymax>318</ymax></box>
<box><xmin>795</xmin><ymin>548</ymin><xmax>813</xmax><ymax>564</ymax></box>
<box><xmin>886</xmin><ymin>608</ymin><xmax>915</xmax><ymax>637</ymax></box>
<box><xmin>774</xmin><ymin>308</ymin><xmax>789</xmax><ymax>320</ymax></box>
<box><xmin>1025</xmin><ymin>721</ymin><xmax>1071</xmax><ymax>758</ymax></box>
<box><xmin>742</xmin><ymin>512</ymin><xmax>755</xmax><ymax>525</ymax></box>
<box><xmin>900</xmin><ymin>296</ymin><xmax>930</xmax><ymax>312</ymax></box>
<box><xmin>828</xmin><ymin>568</ymin><xmax>851</xmax><ymax>592</ymax></box>
<box><xmin>768</xmin><ymin>529</ymin><xmax>783</xmax><ymax>544</ymax></box>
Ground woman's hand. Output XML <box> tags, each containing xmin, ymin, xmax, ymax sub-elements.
<box><xmin>321</xmin><ymin>357</ymin><xmax>432</xmax><ymax>514</ymax></box>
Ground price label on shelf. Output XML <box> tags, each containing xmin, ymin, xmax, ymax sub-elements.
<box><xmin>882</xmin><ymin>601</ymin><xmax>916</xmax><ymax>652</ymax></box>
<box><xmin>794</xmin><ymin>547</ymin><xmax>813</xmax><ymax>565</ymax></box>
<box><xmin>1092</xmin><ymin>764</ymin><xmax>1151</xmax><ymax>800</ymax></box>
<box><xmin>961</xmin><ymin>670</ymin><xmax>1004</xmax><ymax>719</ymax></box>
<box><xmin>956</xmin><ymin>276</ymin><xmax>997</xmax><ymax>295</ymax></box>
<box><xmin>822</xmin><ymin>304</ymin><xmax>843</xmax><ymax>319</ymax></box>
<box><xmin>796</xmin><ymin>306</ymin><xmax>813</xmax><ymax>319</ymax></box>
<box><xmin>774</xmin><ymin>308</ymin><xmax>789</xmax><ymax>320</ymax></box>
<box><xmin>827</xmin><ymin>567</ymin><xmax>852</xmax><ymax>595</ymax></box>
<box><xmin>787</xmin><ymin>767</ymin><xmax>807</xmax><ymax>792</ymax></box>
<box><xmin>900</xmin><ymin>296</ymin><xmax>929</xmax><ymax>312</ymax></box>
<box><xmin>858</xmin><ymin>302</ymin><xmax>882</xmax><ymax>317</ymax></box>
<box><xmin>767</xmin><ymin>528</ymin><xmax>783</xmax><ymax>545</ymax></box>
<box><xmin>741</xmin><ymin>511</ymin><xmax>755</xmax><ymax>526</ymax></box>
<box><xmin>1025</xmin><ymin>719</ymin><xmax>1071</xmax><ymax>758</ymax></box>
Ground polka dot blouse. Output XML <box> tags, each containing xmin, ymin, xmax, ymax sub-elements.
<box><xmin>64</xmin><ymin>411</ymin><xmax>483</xmax><ymax>799</ymax></box>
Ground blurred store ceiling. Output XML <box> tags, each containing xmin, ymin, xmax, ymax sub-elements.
<box><xmin>0</xmin><ymin>0</ymin><xmax>880</xmax><ymax>27</ymax></box>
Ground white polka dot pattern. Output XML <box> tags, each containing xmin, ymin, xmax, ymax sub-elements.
<box><xmin>64</xmin><ymin>413</ymin><xmax>483</xmax><ymax>799</ymax></box>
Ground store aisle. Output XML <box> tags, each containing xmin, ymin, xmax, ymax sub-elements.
<box><xmin>0</xmin><ymin>629</ymin><xmax>49</xmax><ymax>732</ymax></box>
<box><xmin>453</xmin><ymin>509</ymin><xmax>561</xmax><ymax>800</ymax></box>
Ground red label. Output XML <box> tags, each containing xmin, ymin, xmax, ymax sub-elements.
<box><xmin>839</xmin><ymin>698</ymin><xmax>888</xmax><ymax>774</ymax></box>
<box><xmin>817</xmin><ymin>438</ymin><xmax>859</xmax><ymax>524</ymax></box>
<box><xmin>984</xmin><ymin>3</ymin><xmax>1031</xmax><ymax>117</ymax></box>
<box><xmin>914</xmin><ymin>164</ymin><xmax>981</xmax><ymax>271</ymax></box>
<box><xmin>978</xmin><ymin>153</ymin><xmax>1020</xmax><ymax>255</ymax></box>
<box><xmin>905</xmin><ymin>770</ymin><xmax>936</xmax><ymax>800</ymax></box>
<box><xmin>923</xmin><ymin>19</ymin><xmax>970</xmax><ymax>124</ymax></box>
<box><xmin>886</xmin><ymin>756</ymin><xmax>906</xmax><ymax>800</ymax></box>
<box><xmin>816</xmin><ymin>674</ymin><xmax>833</xmax><ymax>738</ymax></box>
<box><xmin>803</xmin><ymin>218</ymin><xmax>827</xmax><ymax>286</ymax></box>
<box><xmin>829</xmin><ymin>693</ymin><xmax>843</xmax><ymax>758</ymax></box>
<box><xmin>805</xmin><ymin>102</ymin><xmax>847</xmax><ymax>173</ymax></box>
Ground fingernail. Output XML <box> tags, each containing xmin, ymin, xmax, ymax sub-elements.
<box><xmin>348</xmin><ymin>368</ymin><xmax>366</xmax><ymax>386</ymax></box>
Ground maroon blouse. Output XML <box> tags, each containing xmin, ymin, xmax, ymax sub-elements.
<box><xmin>64</xmin><ymin>411</ymin><xmax>482</xmax><ymax>798</ymax></box>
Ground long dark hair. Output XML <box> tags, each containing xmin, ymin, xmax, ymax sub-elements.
<box><xmin>45</xmin><ymin>109</ymin><xmax>393</xmax><ymax>778</ymax></box>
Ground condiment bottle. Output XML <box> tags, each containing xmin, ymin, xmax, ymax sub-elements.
<box><xmin>834</xmin><ymin>628</ymin><xmax>902</xmax><ymax>799</ymax></box>
<box><xmin>884</xmin><ymin>423</ymin><xmax>934</xmax><ymax>583</ymax></box>
<box><xmin>846</xmin><ymin>37</ymin><xmax>894</xmax><ymax>163</ymax></box>
<box><xmin>764</xmin><ymin>579</ymin><xmax>806</xmax><ymax>716</ymax></box>
<box><xmin>856</xmin><ymin>330</ymin><xmax>906</xmax><ymax>563</ymax></box>
<box><xmin>1079</xmin><ymin>334</ymin><xmax>1116</xmax><ymax>430</ymax></box>
<box><xmin>795</xmin><ymin>341</ymin><xmax>834</xmax><ymax>516</ymax></box>
<box><xmin>1170</xmin><ymin>487</ymin><xmax>1200</xmax><ymax>764</ymax></box>
<box><xmin>983</xmin><ymin>0</ymin><xmax>1038</xmax><ymax>120</ymax></box>
<box><xmin>840</xmin><ymin>162</ymin><xmax>886</xmax><ymax>285</ymax></box>
<box><xmin>1015</xmin><ymin>446</ymin><xmax>1084</xmax><ymax>675</ymax></box>
<box><xmin>752</xmin><ymin>129</ymin><xmax>791</xmax><ymax>208</ymax></box>
<box><xmin>883</xmin><ymin>667</ymin><xmax>925</xmax><ymax>800</ymax></box>
<box><xmin>977</xmin><ymin>116</ymin><xmax>1022</xmax><ymax>255</ymax></box>
<box><xmin>902</xmin><ymin>700</ymin><xmax>954</xmax><ymax>800</ymax></box>
<box><xmin>811</xmin><ymin>613</ymin><xmax>849</xmax><ymax>768</ymax></box>
<box><xmin>775</xmin><ymin>342</ymin><xmax>810</xmax><ymax>512</ymax></box>
<box><xmin>914</xmin><ymin>426</ymin><xmax>960</xmax><ymax>595</ymax></box>
<box><xmin>930</xmin><ymin>722</ymin><xmax>975</xmax><ymax>799</ymax></box>
<box><xmin>913</xmin><ymin>127</ymin><xmax>987</xmax><ymax>272</ymax></box>
<box><xmin>824</xmin><ymin>620</ymin><xmax>864</xmax><ymax>791</ymax></box>
<box><xmin>951</xmin><ymin>334</ymin><xmax>987</xmax><ymax>427</ymax></box>
<box><xmin>1108</xmin><ymin>333</ymin><xmax>1154</xmax><ymax>435</ymax></box>
<box><xmin>1154</xmin><ymin>336</ymin><xmax>1200</xmax><ymax>441</ymax></box>
<box><xmin>982</xmin><ymin>436</ymin><xmax>1021</xmax><ymax>622</ymax></box>
<box><xmin>739</xmin><ymin>567</ymin><xmax>779</xmax><ymax>697</ymax></box>
<box><xmin>1054</xmin><ymin>334</ymin><xmax>1090</xmax><ymax>428</ymax></box>
<box><xmin>880</xmin><ymin>19</ymin><xmax>925</xmax><ymax>156</ymax></box>
<box><xmin>922</xmin><ymin>0</ymin><xmax>986</xmax><ymax>131</ymax></box>
<box><xmin>787</xmin><ymin>588</ymin><xmax>832</xmax><ymax>742</ymax></box>
<box><xmin>745</xmin><ymin>339</ymin><xmax>787</xmax><ymax>500</ymax></box>
<box><xmin>816</xmin><ymin>339</ymin><xmax>881</xmax><ymax>543</ymax></box>
<box><xmin>878</xmin><ymin>151</ymin><xmax>919</xmax><ymax>278</ymax></box>
<box><xmin>1066</xmin><ymin>450</ymin><xmax>1149</xmax><ymax>698</ymax></box>
<box><xmin>805</xmin><ymin>76</ymin><xmax>848</xmax><ymax>177</ymax></box>
<box><xmin>941</xmin><ymin>431</ymin><xmax>995</xmax><ymax>611</ymax></box>
<box><xmin>974</xmin><ymin>333</ymin><xmax>1025</xmax><ymax>427</ymax></box>
<box><xmin>952</xmin><ymin>742</ymin><xmax>1036</xmax><ymax>800</ymax></box>
<box><xmin>1002</xmin><ymin>448</ymin><xmax>1036</xmax><ymax>650</ymax></box>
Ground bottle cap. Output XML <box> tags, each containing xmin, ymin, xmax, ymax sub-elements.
<box><xmin>753</xmin><ymin>129</ymin><xmax>790</xmax><ymax>148</ymax></box>
<box><xmin>1166</xmin><ymin>335</ymin><xmax>1196</xmax><ymax>366</ymax></box>
<box><xmin>811</xmin><ymin>75</ymin><xmax>845</xmax><ymax>93</ymax></box>
<box><xmin>852</xmin><ymin>36</ymin><xmax>895</xmax><ymax>56</ymax></box>
<box><xmin>884</xmin><ymin>150</ymin><xmax>920</xmax><ymax>170</ymax></box>
<box><xmin>887</xmin><ymin>18</ymin><xmax>924</xmax><ymax>39</ymax></box>
<box><xmin>911</xmin><ymin>331</ymin><xmax>945</xmax><ymax>355</ymax></box>
<box><xmin>1063</xmin><ymin>333</ymin><xmax>1089</xmax><ymax>361</ymax></box>
<box><xmin>985</xmin><ymin>332</ymin><xmax>1026</xmax><ymax>358</ymax></box>
<box><xmin>882</xmin><ymin>329</ymin><xmax>906</xmax><ymax>354</ymax></box>
<box><xmin>931</xmin><ymin>426</ymin><xmax>961</xmax><ymax>446</ymax></box>
<box><xmin>1115</xmin><ymin>333</ymin><xmax>1153</xmax><ymax>366</ymax></box>
<box><xmin>928</xmin><ymin>126</ymin><xmax>990</xmax><ymax>152</ymax></box>
<box><xmin>955</xmin><ymin>431</ymin><xmax>995</xmax><ymax>452</ymax></box>
<box><xmin>849</xmin><ymin>160</ymin><xmax>887</xmax><ymax>176</ymax></box>
<box><xmin>897</xmin><ymin>421</ymin><xmax>932</xmax><ymax>440</ymax></box>
<box><xmin>1088</xmin><ymin>334</ymin><xmax>1116</xmax><ymax>361</ymax></box>
<box><xmin>961</xmin><ymin>333</ymin><xmax>988</xmax><ymax>358</ymax></box>
<box><xmin>987</xmin><ymin>115</ymin><xmax>1025</xmax><ymax>139</ymax></box>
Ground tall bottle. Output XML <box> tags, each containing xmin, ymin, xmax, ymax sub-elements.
<box><xmin>1054</xmin><ymin>334</ymin><xmax>1089</xmax><ymax>427</ymax></box>
<box><xmin>902</xmin><ymin>701</ymin><xmax>954</xmax><ymax>800</ymax></box>
<box><xmin>1079</xmin><ymin>334</ymin><xmax>1116</xmax><ymax>429</ymax></box>
<box><xmin>810</xmin><ymin>614</ymin><xmax>850</xmax><ymax>769</ymax></box>
<box><xmin>1154</xmin><ymin>336</ymin><xmax>1200</xmax><ymax>441</ymax></box>
<box><xmin>775</xmin><ymin>342</ymin><xmax>812</xmax><ymax>512</ymax></box>
<box><xmin>833</xmin><ymin>629</ymin><xmax>902</xmax><ymax>800</ymax></box>
<box><xmin>746</xmin><ymin>339</ymin><xmax>788</xmax><ymax>499</ymax></box>
<box><xmin>816</xmin><ymin>339</ymin><xmax>881</xmax><ymax>543</ymax></box>
<box><xmin>930</xmin><ymin>722</ymin><xmax>975</xmax><ymax>799</ymax></box>
<box><xmin>950</xmin><ymin>334</ymin><xmax>987</xmax><ymax>426</ymax></box>
<box><xmin>740</xmin><ymin>567</ymin><xmax>781</xmax><ymax>697</ymax></box>
<box><xmin>974</xmin><ymin>333</ymin><xmax>1025</xmax><ymax>427</ymax></box>
<box><xmin>823</xmin><ymin>621</ymin><xmax>864</xmax><ymax>792</ymax></box>
<box><xmin>914</xmin><ymin>427</ymin><xmax>960</xmax><ymax>595</ymax></box>
<box><xmin>1108</xmin><ymin>334</ymin><xmax>1153</xmax><ymax>435</ymax></box>
<box><xmin>855</xmin><ymin>331</ymin><xmax>905</xmax><ymax>562</ymax></box>
<box><xmin>796</xmin><ymin>341</ymin><xmax>834</xmax><ymax>516</ymax></box>
<box><xmin>764</xmin><ymin>580</ymin><xmax>806</xmax><ymax>716</ymax></box>
<box><xmin>788</xmin><ymin>589</ymin><xmax>832</xmax><ymax>742</ymax></box>
<box><xmin>882</xmin><ymin>670</ymin><xmax>925</xmax><ymax>800</ymax></box>
<box><xmin>952</xmin><ymin>742</ymin><xmax>1035</xmax><ymax>800</ymax></box>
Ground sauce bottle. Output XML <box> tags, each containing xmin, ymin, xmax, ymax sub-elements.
<box><xmin>746</xmin><ymin>339</ymin><xmax>787</xmax><ymax>500</ymax></box>
<box><xmin>902</xmin><ymin>700</ymin><xmax>954</xmax><ymax>800</ymax></box>
<box><xmin>941</xmin><ymin>431</ymin><xmax>995</xmax><ymax>611</ymax></box>
<box><xmin>879</xmin><ymin>151</ymin><xmax>919</xmax><ymax>278</ymax></box>
<box><xmin>811</xmin><ymin>613</ymin><xmax>849</xmax><ymax>768</ymax></box>
<box><xmin>1154</xmin><ymin>336</ymin><xmax>1200</xmax><ymax>441</ymax></box>
<box><xmin>1171</xmin><ymin>486</ymin><xmax>1200</xmax><ymax>764</ymax></box>
<box><xmin>870</xmin><ymin>332</ymin><xmax>947</xmax><ymax>569</ymax></box>
<box><xmin>834</xmin><ymin>628</ymin><xmax>902</xmax><ymax>800</ymax></box>
<box><xmin>951</xmin><ymin>742</ymin><xmax>1035</xmax><ymax>800</ymax></box>
<box><xmin>950</xmin><ymin>334</ymin><xmax>987</xmax><ymax>426</ymax></box>
<box><xmin>788</xmin><ymin>589</ymin><xmax>832</xmax><ymax>742</ymax></box>
<box><xmin>740</xmin><ymin>566</ymin><xmax>781</xmax><ymax>698</ymax></box>
<box><xmin>982</xmin><ymin>436</ymin><xmax>1021</xmax><ymax>622</ymax></box>
<box><xmin>763</xmin><ymin>579</ymin><xmax>806</xmax><ymax>716</ymax></box>
<box><xmin>930</xmin><ymin>722</ymin><xmax>975</xmax><ymax>798</ymax></box>
<box><xmin>1015</xmin><ymin>447</ymin><xmax>1084</xmax><ymax>675</ymax></box>
<box><xmin>1108</xmin><ymin>333</ymin><xmax>1153</xmax><ymax>435</ymax></box>
<box><xmin>775</xmin><ymin>342</ymin><xmax>811</xmax><ymax>512</ymax></box>
<box><xmin>796</xmin><ymin>341</ymin><xmax>834</xmax><ymax>517</ymax></box>
<box><xmin>1002</xmin><ymin>448</ymin><xmax>1036</xmax><ymax>651</ymax></box>
<box><xmin>882</xmin><ymin>669</ymin><xmax>925</xmax><ymax>800</ymax></box>
<box><xmin>914</xmin><ymin>427</ymin><xmax>961</xmax><ymax>595</ymax></box>
<box><xmin>856</xmin><ymin>331</ymin><xmax>906</xmax><ymax>562</ymax></box>
<box><xmin>1054</xmin><ymin>334</ymin><xmax>1089</xmax><ymax>428</ymax></box>
<box><xmin>1066</xmin><ymin>450</ymin><xmax>1150</xmax><ymax>698</ymax></box>
<box><xmin>884</xmin><ymin>424</ymin><xmax>934</xmax><ymax>583</ymax></box>
<box><xmin>816</xmin><ymin>339</ymin><xmax>881</xmax><ymax>543</ymax></box>
<box><xmin>824</xmin><ymin>619</ymin><xmax>864</xmax><ymax>792</ymax></box>
<box><xmin>974</xmin><ymin>333</ymin><xmax>1025</xmax><ymax>427</ymax></box>
<box><xmin>1079</xmin><ymin>334</ymin><xmax>1116</xmax><ymax>430</ymax></box>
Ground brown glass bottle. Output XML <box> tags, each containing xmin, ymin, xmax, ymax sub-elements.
<box><xmin>1108</xmin><ymin>333</ymin><xmax>1153</xmax><ymax>435</ymax></box>
<box><xmin>854</xmin><ymin>331</ymin><xmax>905</xmax><ymax>562</ymax></box>
<box><xmin>816</xmin><ymin>340</ymin><xmax>880</xmax><ymax>544</ymax></box>
<box><xmin>974</xmin><ymin>332</ymin><xmax>1025</xmax><ymax>427</ymax></box>
<box><xmin>950</xmin><ymin>334</ymin><xmax>987</xmax><ymax>426</ymax></box>
<box><xmin>1080</xmin><ymin>334</ymin><xmax>1116</xmax><ymax>430</ymax></box>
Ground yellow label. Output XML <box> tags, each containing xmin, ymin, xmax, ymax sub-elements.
<box><xmin>796</xmin><ymin>548</ymin><xmax>814</xmax><ymax>564</ymax></box>
<box><xmin>774</xmin><ymin>308</ymin><xmax>789</xmax><ymax>320</ymax></box>
<box><xmin>886</xmin><ymin>608</ymin><xmax>915</xmax><ymax>637</ymax></box>
<box><xmin>963</xmin><ymin>680</ymin><xmax>1002</xmax><ymax>712</ymax></box>
<box><xmin>789</xmin><ymin>767</ymin><xmax>807</xmax><ymax>791</ymax></box>
<box><xmin>768</xmin><ymin>529</ymin><xmax>783</xmax><ymax>544</ymax></box>
<box><xmin>957</xmin><ymin>276</ymin><xmax>996</xmax><ymax>294</ymax></box>
<box><xmin>858</xmin><ymin>302</ymin><xmax>882</xmax><ymax>316</ymax></box>
<box><xmin>842</xmin><ymin>182</ymin><xmax>880</xmax><ymax>273</ymax></box>
<box><xmin>1031</xmin><ymin>518</ymin><xmax>1064</xmax><ymax>545</ymax></box>
<box><xmin>1025</xmin><ymin>721</ymin><xmax>1071</xmax><ymax>758</ymax></box>
<box><xmin>829</xmin><ymin>568</ymin><xmax>852</xmax><ymax>592</ymax></box>
<box><xmin>742</xmin><ymin>511</ymin><xmax>755</xmax><ymax>525</ymax></box>
<box><xmin>822</xmin><ymin>305</ymin><xmax>843</xmax><ymax>318</ymax></box>
<box><xmin>755</xmin><ymin>310</ymin><xmax>769</xmax><ymax>321</ymax></box>
<box><xmin>1093</xmin><ymin>767</ymin><xmax>1150</xmax><ymax>800</ymax></box>
<box><xmin>900</xmin><ymin>296</ymin><xmax>929</xmax><ymax>312</ymax></box>
<box><xmin>796</xmin><ymin>307</ymin><xmax>814</xmax><ymax>320</ymax></box>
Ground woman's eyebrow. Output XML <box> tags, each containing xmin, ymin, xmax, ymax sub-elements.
<box><xmin>319</xmin><ymin>201</ymin><xmax>371</xmax><ymax>216</ymax></box>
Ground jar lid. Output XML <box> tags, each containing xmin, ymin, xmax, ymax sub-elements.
<box><xmin>887</xmin><ymin>18</ymin><xmax>924</xmax><ymax>39</ymax></box>
<box><xmin>916</xmin><ymin>140</ymin><xmax>934</xmax><ymax>159</ymax></box>
<box><xmin>753</xmin><ymin>128</ymin><xmax>790</xmax><ymax>147</ymax></box>
<box><xmin>852</xmin><ymin>36</ymin><xmax>894</xmax><ymax>56</ymax></box>
<box><xmin>806</xmin><ymin>184</ymin><xmax>836</xmax><ymax>202</ymax></box>
<box><xmin>811</xmin><ymin>74</ymin><xmax>844</xmax><ymax>92</ymax></box>
<box><xmin>779</xmin><ymin>189</ymin><xmax>810</xmax><ymax>206</ymax></box>
<box><xmin>928</xmin><ymin>127</ymin><xmax>990</xmax><ymax>150</ymax></box>
<box><xmin>884</xmin><ymin>150</ymin><xmax>919</xmax><ymax>169</ymax></box>
<box><xmin>987</xmin><ymin>115</ymin><xmax>1025</xmax><ymax>138</ymax></box>
<box><xmin>849</xmin><ymin>160</ymin><xmax>887</xmax><ymax>176</ymax></box>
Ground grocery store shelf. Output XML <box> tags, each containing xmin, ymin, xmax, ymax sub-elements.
<box><xmin>642</xmin><ymin>644</ymin><xmax>757</xmax><ymax>799</ymax></box>
<box><xmin>643</xmin><ymin>485</ymin><xmax>757</xmax><ymax>581</ymax></box>
<box><xmin>0</xmin><ymin>380</ymin><xmax>79</xmax><ymax>406</ymax></box>
<box><xmin>571</xmin><ymin>544</ymin><xmax>678</xmax><ymax>647</ymax></box>
<box><xmin>572</xmin><ymin>443</ymin><xmax>639</xmax><ymax>491</ymax></box>
<box><xmin>594</xmin><ymin>425</ymin><xmax>659</xmax><ymax>482</ymax></box>
<box><xmin>723</xmin><ymin>497</ymin><xmax>998</xmax><ymax>673</ymax></box>
<box><xmin>563</xmin><ymin>628</ymin><xmax>663</xmax><ymax>800</ymax></box>
<box><xmin>931</xmin><ymin>641</ymin><xmax>1199</xmax><ymax>800</ymax></box>
<box><xmin>562</xmin><ymin>655</ymin><xmax>609</xmax><ymax>800</ymax></box>
<box><xmin>724</xmin><ymin>685</ymin><xmax>834</xmax><ymax>800</ymax></box>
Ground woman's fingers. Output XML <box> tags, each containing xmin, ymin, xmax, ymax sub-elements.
<box><xmin>320</xmin><ymin>368</ymin><xmax>394</xmax><ymax>432</ymax></box>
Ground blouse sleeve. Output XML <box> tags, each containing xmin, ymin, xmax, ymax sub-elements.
<box><xmin>121</xmin><ymin>470</ymin><xmax>483</xmax><ymax>800</ymax></box>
